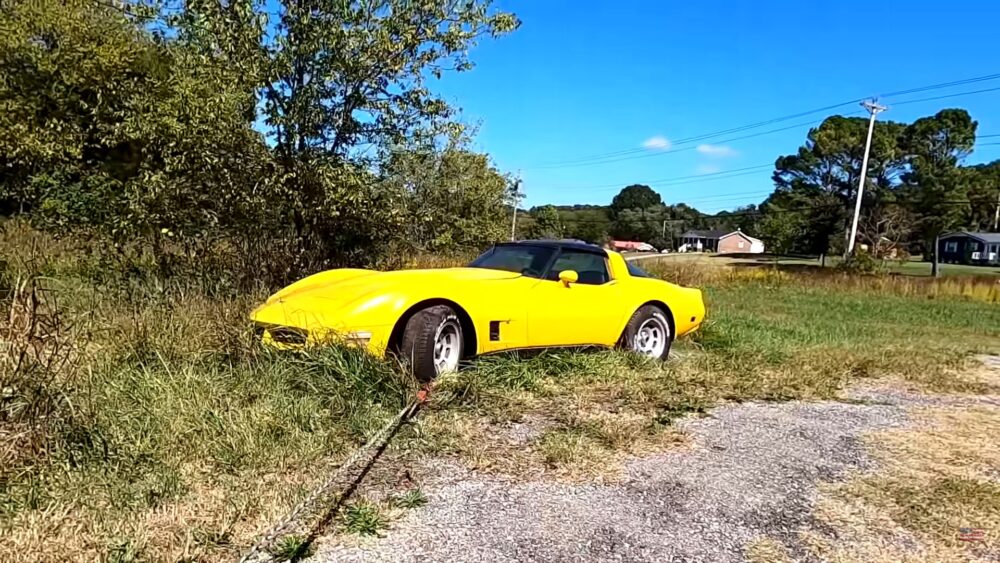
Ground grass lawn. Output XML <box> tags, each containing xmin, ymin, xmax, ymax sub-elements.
<box><xmin>888</xmin><ymin>259</ymin><xmax>1000</xmax><ymax>277</ymax></box>
<box><xmin>3</xmin><ymin>237</ymin><xmax>1000</xmax><ymax>561</ymax></box>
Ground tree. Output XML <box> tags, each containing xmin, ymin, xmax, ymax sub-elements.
<box><xmin>381</xmin><ymin>138</ymin><xmax>512</xmax><ymax>252</ymax></box>
<box><xmin>558</xmin><ymin>206</ymin><xmax>611</xmax><ymax>243</ymax></box>
<box><xmin>0</xmin><ymin>0</ymin><xmax>520</xmax><ymax>277</ymax></box>
<box><xmin>609</xmin><ymin>184</ymin><xmax>662</xmax><ymax>219</ymax></box>
<box><xmin>0</xmin><ymin>0</ymin><xmax>273</xmax><ymax>271</ymax></box>
<box><xmin>613</xmin><ymin>206</ymin><xmax>665</xmax><ymax>241</ymax></box>
<box><xmin>900</xmin><ymin>109</ymin><xmax>977</xmax><ymax>273</ymax></box>
<box><xmin>771</xmin><ymin>116</ymin><xmax>907</xmax><ymax>256</ymax></box>
<box><xmin>857</xmin><ymin>204</ymin><xmax>913</xmax><ymax>259</ymax></box>
<box><xmin>248</xmin><ymin>0</ymin><xmax>518</xmax><ymax>265</ymax></box>
<box><xmin>757</xmin><ymin>205</ymin><xmax>804</xmax><ymax>258</ymax></box>
<box><xmin>966</xmin><ymin>161</ymin><xmax>1000</xmax><ymax>231</ymax></box>
<box><xmin>528</xmin><ymin>205</ymin><xmax>563</xmax><ymax>239</ymax></box>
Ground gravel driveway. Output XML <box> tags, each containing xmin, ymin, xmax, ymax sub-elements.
<box><xmin>315</xmin><ymin>398</ymin><xmax>912</xmax><ymax>562</ymax></box>
<box><xmin>310</xmin><ymin>355</ymin><xmax>1000</xmax><ymax>563</ymax></box>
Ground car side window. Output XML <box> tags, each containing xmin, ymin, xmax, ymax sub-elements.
<box><xmin>547</xmin><ymin>250</ymin><xmax>610</xmax><ymax>285</ymax></box>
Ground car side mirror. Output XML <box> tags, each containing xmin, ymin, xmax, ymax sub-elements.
<box><xmin>558</xmin><ymin>270</ymin><xmax>578</xmax><ymax>287</ymax></box>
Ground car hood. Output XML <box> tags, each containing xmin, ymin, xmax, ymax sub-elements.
<box><xmin>251</xmin><ymin>267</ymin><xmax>521</xmax><ymax>329</ymax></box>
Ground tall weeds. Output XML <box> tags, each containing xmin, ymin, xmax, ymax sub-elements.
<box><xmin>642</xmin><ymin>257</ymin><xmax>1000</xmax><ymax>304</ymax></box>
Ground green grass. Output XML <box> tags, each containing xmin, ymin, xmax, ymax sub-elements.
<box><xmin>887</xmin><ymin>259</ymin><xmax>1000</xmax><ymax>277</ymax></box>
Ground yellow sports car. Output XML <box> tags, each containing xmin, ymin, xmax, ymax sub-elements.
<box><xmin>251</xmin><ymin>240</ymin><xmax>705</xmax><ymax>380</ymax></box>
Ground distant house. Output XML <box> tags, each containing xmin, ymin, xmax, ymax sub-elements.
<box><xmin>938</xmin><ymin>232</ymin><xmax>1000</xmax><ymax>266</ymax></box>
<box><xmin>678</xmin><ymin>230</ymin><xmax>729</xmax><ymax>252</ymax></box>
<box><xmin>677</xmin><ymin>229</ymin><xmax>765</xmax><ymax>253</ymax></box>
<box><xmin>718</xmin><ymin>230</ymin><xmax>765</xmax><ymax>254</ymax></box>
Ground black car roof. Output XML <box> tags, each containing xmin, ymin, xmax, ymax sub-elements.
<box><xmin>498</xmin><ymin>239</ymin><xmax>608</xmax><ymax>256</ymax></box>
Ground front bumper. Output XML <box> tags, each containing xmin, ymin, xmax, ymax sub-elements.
<box><xmin>254</xmin><ymin>322</ymin><xmax>391</xmax><ymax>355</ymax></box>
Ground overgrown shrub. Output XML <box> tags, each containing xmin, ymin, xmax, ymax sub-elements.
<box><xmin>836</xmin><ymin>252</ymin><xmax>888</xmax><ymax>275</ymax></box>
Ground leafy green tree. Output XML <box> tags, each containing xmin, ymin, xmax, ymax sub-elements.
<box><xmin>900</xmin><ymin>109</ymin><xmax>977</xmax><ymax>270</ymax></box>
<box><xmin>558</xmin><ymin>206</ymin><xmax>611</xmax><ymax>243</ymax></box>
<box><xmin>0</xmin><ymin>0</ymin><xmax>520</xmax><ymax>277</ymax></box>
<box><xmin>244</xmin><ymin>0</ymin><xmax>518</xmax><ymax>264</ymax></box>
<box><xmin>381</xmin><ymin>139</ymin><xmax>512</xmax><ymax>252</ymax></box>
<box><xmin>965</xmin><ymin>161</ymin><xmax>1000</xmax><ymax>231</ymax></box>
<box><xmin>528</xmin><ymin>205</ymin><xmax>563</xmax><ymax>239</ymax></box>
<box><xmin>757</xmin><ymin>205</ymin><xmax>804</xmax><ymax>257</ymax></box>
<box><xmin>613</xmin><ymin>206</ymin><xmax>666</xmax><ymax>241</ymax></box>
<box><xmin>609</xmin><ymin>184</ymin><xmax>662</xmax><ymax>219</ymax></box>
<box><xmin>0</xmin><ymin>0</ymin><xmax>273</xmax><ymax>271</ymax></box>
<box><xmin>771</xmin><ymin>115</ymin><xmax>907</xmax><ymax>256</ymax></box>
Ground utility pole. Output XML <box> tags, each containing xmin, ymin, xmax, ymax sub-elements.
<box><xmin>847</xmin><ymin>99</ymin><xmax>888</xmax><ymax>255</ymax></box>
<box><xmin>509</xmin><ymin>176</ymin><xmax>522</xmax><ymax>241</ymax></box>
<box><xmin>994</xmin><ymin>187</ymin><xmax>999</xmax><ymax>231</ymax></box>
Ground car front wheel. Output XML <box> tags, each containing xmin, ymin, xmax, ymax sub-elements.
<box><xmin>399</xmin><ymin>305</ymin><xmax>464</xmax><ymax>381</ymax></box>
<box><xmin>619</xmin><ymin>305</ymin><xmax>672</xmax><ymax>360</ymax></box>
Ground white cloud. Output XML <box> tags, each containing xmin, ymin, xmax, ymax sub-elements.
<box><xmin>696</xmin><ymin>143</ymin><xmax>738</xmax><ymax>157</ymax></box>
<box><xmin>642</xmin><ymin>136</ymin><xmax>671</xmax><ymax>151</ymax></box>
<box><xmin>696</xmin><ymin>164</ymin><xmax>722</xmax><ymax>175</ymax></box>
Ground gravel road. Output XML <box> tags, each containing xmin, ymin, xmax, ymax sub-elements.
<box><xmin>311</xmin><ymin>356</ymin><xmax>1000</xmax><ymax>563</ymax></box>
<box><xmin>315</xmin><ymin>399</ymin><xmax>910</xmax><ymax>563</ymax></box>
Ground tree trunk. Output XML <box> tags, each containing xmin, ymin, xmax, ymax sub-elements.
<box><xmin>931</xmin><ymin>234</ymin><xmax>940</xmax><ymax>278</ymax></box>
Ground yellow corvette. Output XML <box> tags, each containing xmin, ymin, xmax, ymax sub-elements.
<box><xmin>251</xmin><ymin>240</ymin><xmax>705</xmax><ymax>380</ymax></box>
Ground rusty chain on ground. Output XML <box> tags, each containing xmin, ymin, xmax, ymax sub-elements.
<box><xmin>237</xmin><ymin>387</ymin><xmax>430</xmax><ymax>563</ymax></box>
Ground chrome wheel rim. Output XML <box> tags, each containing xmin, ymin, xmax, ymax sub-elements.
<box><xmin>433</xmin><ymin>319</ymin><xmax>461</xmax><ymax>374</ymax></box>
<box><xmin>634</xmin><ymin>315</ymin><xmax>669</xmax><ymax>358</ymax></box>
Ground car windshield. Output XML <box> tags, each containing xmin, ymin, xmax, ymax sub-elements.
<box><xmin>469</xmin><ymin>245</ymin><xmax>556</xmax><ymax>278</ymax></box>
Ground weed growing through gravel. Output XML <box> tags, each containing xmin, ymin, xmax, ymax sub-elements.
<box><xmin>393</xmin><ymin>489</ymin><xmax>428</xmax><ymax>509</ymax></box>
<box><xmin>342</xmin><ymin>500</ymin><xmax>387</xmax><ymax>536</ymax></box>
<box><xmin>270</xmin><ymin>534</ymin><xmax>313</xmax><ymax>561</ymax></box>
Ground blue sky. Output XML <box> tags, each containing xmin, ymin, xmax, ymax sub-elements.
<box><xmin>431</xmin><ymin>0</ymin><xmax>1000</xmax><ymax>212</ymax></box>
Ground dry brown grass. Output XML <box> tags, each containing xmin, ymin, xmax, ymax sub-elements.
<box><xmin>749</xmin><ymin>399</ymin><xmax>1000</xmax><ymax>563</ymax></box>
<box><xmin>744</xmin><ymin>536</ymin><xmax>794</xmax><ymax>563</ymax></box>
<box><xmin>642</xmin><ymin>256</ymin><xmax>1000</xmax><ymax>304</ymax></box>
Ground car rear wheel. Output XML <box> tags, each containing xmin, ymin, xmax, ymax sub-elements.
<box><xmin>619</xmin><ymin>305</ymin><xmax>672</xmax><ymax>360</ymax></box>
<box><xmin>399</xmin><ymin>305</ymin><xmax>464</xmax><ymax>381</ymax></box>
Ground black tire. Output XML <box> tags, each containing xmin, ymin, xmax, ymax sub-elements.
<box><xmin>618</xmin><ymin>305</ymin><xmax>672</xmax><ymax>360</ymax></box>
<box><xmin>399</xmin><ymin>305</ymin><xmax>464</xmax><ymax>381</ymax></box>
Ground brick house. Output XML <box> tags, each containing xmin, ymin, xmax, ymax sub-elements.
<box><xmin>718</xmin><ymin>230</ymin><xmax>765</xmax><ymax>254</ymax></box>
<box><xmin>678</xmin><ymin>229</ymin><xmax>729</xmax><ymax>252</ymax></box>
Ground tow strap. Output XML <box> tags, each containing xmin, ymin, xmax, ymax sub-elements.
<box><xmin>238</xmin><ymin>386</ymin><xmax>432</xmax><ymax>563</ymax></box>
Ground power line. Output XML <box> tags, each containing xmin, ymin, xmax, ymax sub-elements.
<box><xmin>530</xmin><ymin>72</ymin><xmax>1000</xmax><ymax>169</ymax></box>
<box><xmin>547</xmin><ymin>199</ymin><xmax>977</xmax><ymax>224</ymax></box>
<box><xmin>877</xmin><ymin>73</ymin><xmax>1000</xmax><ymax>98</ymax></box>
<box><xmin>547</xmin><ymin>163</ymin><xmax>775</xmax><ymax>191</ymax></box>
<box><xmin>887</xmin><ymin>85</ymin><xmax>1000</xmax><ymax>107</ymax></box>
<box><xmin>544</xmin><ymin>133</ymin><xmax>1000</xmax><ymax>195</ymax></box>
<box><xmin>531</xmin><ymin>113</ymin><xmax>864</xmax><ymax>170</ymax></box>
